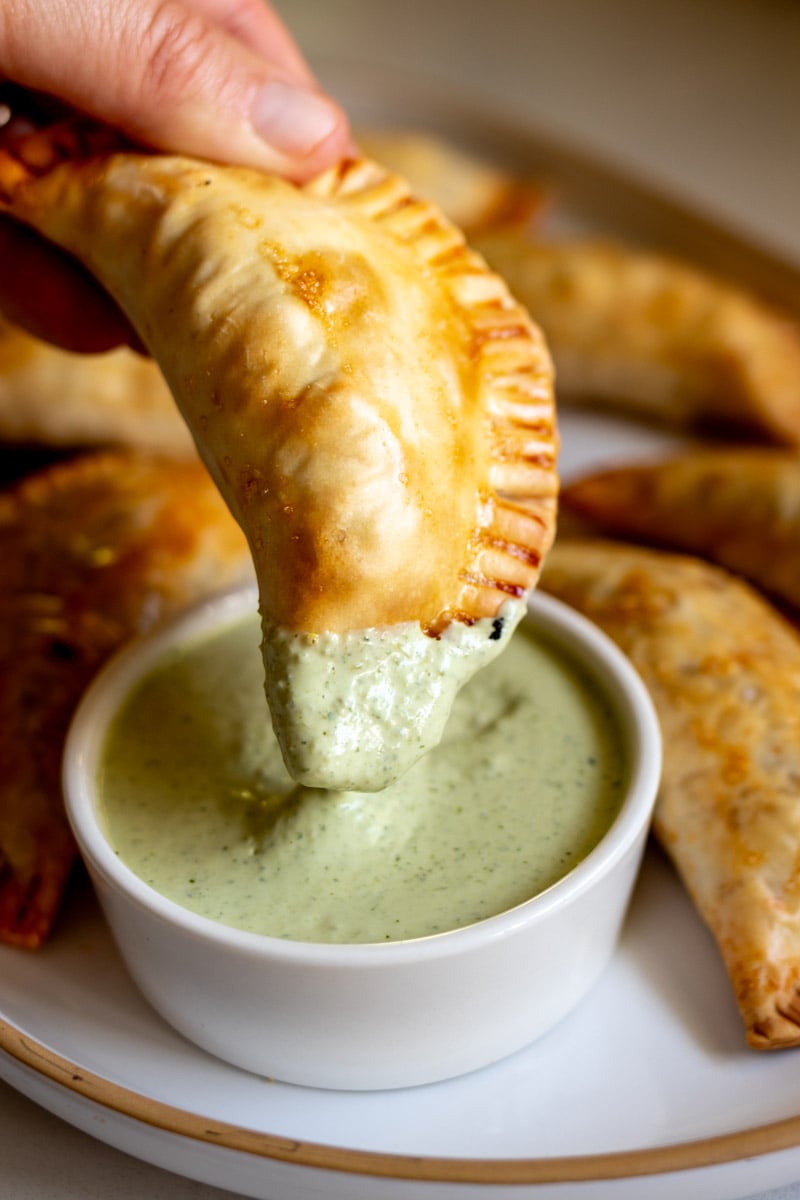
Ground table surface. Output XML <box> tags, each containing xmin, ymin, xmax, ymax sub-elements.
<box><xmin>4</xmin><ymin>1</ymin><xmax>800</xmax><ymax>1197</ymax></box>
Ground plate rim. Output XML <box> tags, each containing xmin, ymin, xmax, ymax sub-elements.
<box><xmin>4</xmin><ymin>1013</ymin><xmax>800</xmax><ymax>1185</ymax></box>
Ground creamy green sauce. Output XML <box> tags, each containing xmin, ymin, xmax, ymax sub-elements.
<box><xmin>98</xmin><ymin>613</ymin><xmax>627</xmax><ymax>944</ymax></box>
<box><xmin>260</xmin><ymin>601</ymin><xmax>525</xmax><ymax>792</ymax></box>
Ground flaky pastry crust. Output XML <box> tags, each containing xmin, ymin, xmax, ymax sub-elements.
<box><xmin>475</xmin><ymin>235</ymin><xmax>800</xmax><ymax>446</ymax></box>
<box><xmin>542</xmin><ymin>538</ymin><xmax>800</xmax><ymax>1049</ymax></box>
<box><xmin>355</xmin><ymin>128</ymin><xmax>546</xmax><ymax>235</ymax></box>
<box><xmin>0</xmin><ymin>117</ymin><xmax>558</xmax><ymax>638</ymax></box>
<box><xmin>0</xmin><ymin>450</ymin><xmax>251</xmax><ymax>949</ymax></box>
<box><xmin>562</xmin><ymin>447</ymin><xmax>800</xmax><ymax>615</ymax></box>
<box><xmin>0</xmin><ymin>316</ymin><xmax>192</xmax><ymax>457</ymax></box>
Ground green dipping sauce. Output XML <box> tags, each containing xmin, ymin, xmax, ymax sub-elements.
<box><xmin>98</xmin><ymin>612</ymin><xmax>628</xmax><ymax>944</ymax></box>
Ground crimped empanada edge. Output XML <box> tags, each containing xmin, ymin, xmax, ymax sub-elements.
<box><xmin>306</xmin><ymin>157</ymin><xmax>559</xmax><ymax>622</ymax></box>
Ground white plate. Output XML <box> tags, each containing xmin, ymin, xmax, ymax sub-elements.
<box><xmin>5</xmin><ymin>70</ymin><xmax>800</xmax><ymax>1200</ymax></box>
<box><xmin>6</xmin><ymin>754</ymin><xmax>800</xmax><ymax>1200</ymax></box>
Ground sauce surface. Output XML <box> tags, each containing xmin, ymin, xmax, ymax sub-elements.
<box><xmin>99</xmin><ymin>613</ymin><xmax>627</xmax><ymax>943</ymax></box>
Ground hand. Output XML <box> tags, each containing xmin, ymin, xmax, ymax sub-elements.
<box><xmin>0</xmin><ymin>0</ymin><xmax>352</xmax><ymax>351</ymax></box>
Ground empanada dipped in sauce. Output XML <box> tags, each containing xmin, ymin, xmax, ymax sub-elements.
<box><xmin>474</xmin><ymin>235</ymin><xmax>800</xmax><ymax>446</ymax></box>
<box><xmin>0</xmin><ymin>317</ymin><xmax>193</xmax><ymax>457</ymax></box>
<box><xmin>562</xmin><ymin>448</ymin><xmax>800</xmax><ymax>614</ymax></box>
<box><xmin>356</xmin><ymin>128</ymin><xmax>546</xmax><ymax>235</ymax></box>
<box><xmin>0</xmin><ymin>450</ymin><xmax>252</xmax><ymax>949</ymax></box>
<box><xmin>0</xmin><ymin>115</ymin><xmax>558</xmax><ymax>790</ymax></box>
<box><xmin>541</xmin><ymin>538</ymin><xmax>800</xmax><ymax>1050</ymax></box>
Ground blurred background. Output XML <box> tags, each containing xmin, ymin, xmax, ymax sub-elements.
<box><xmin>275</xmin><ymin>0</ymin><xmax>800</xmax><ymax>262</ymax></box>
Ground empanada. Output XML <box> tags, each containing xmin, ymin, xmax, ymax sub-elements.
<box><xmin>0</xmin><ymin>112</ymin><xmax>558</xmax><ymax>790</ymax></box>
<box><xmin>541</xmin><ymin>538</ymin><xmax>800</xmax><ymax>1049</ymax></box>
<box><xmin>562</xmin><ymin>447</ymin><xmax>800</xmax><ymax>614</ymax></box>
<box><xmin>474</xmin><ymin>234</ymin><xmax>800</xmax><ymax>445</ymax></box>
<box><xmin>0</xmin><ymin>316</ymin><xmax>193</xmax><ymax>456</ymax></box>
<box><xmin>0</xmin><ymin>450</ymin><xmax>252</xmax><ymax>949</ymax></box>
<box><xmin>356</xmin><ymin>128</ymin><xmax>546</xmax><ymax>235</ymax></box>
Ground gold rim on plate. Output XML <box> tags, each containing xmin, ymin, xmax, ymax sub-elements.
<box><xmin>3</xmin><ymin>1014</ymin><xmax>800</xmax><ymax>1185</ymax></box>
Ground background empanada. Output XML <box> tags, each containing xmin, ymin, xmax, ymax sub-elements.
<box><xmin>542</xmin><ymin>537</ymin><xmax>800</xmax><ymax>1049</ymax></box>
<box><xmin>561</xmin><ymin>447</ymin><xmax>800</xmax><ymax>615</ymax></box>
<box><xmin>356</xmin><ymin>128</ymin><xmax>546</xmax><ymax>235</ymax></box>
<box><xmin>0</xmin><ymin>450</ymin><xmax>251</xmax><ymax>949</ymax></box>
<box><xmin>0</xmin><ymin>316</ymin><xmax>192</xmax><ymax>458</ymax></box>
<box><xmin>475</xmin><ymin>234</ymin><xmax>800</xmax><ymax>446</ymax></box>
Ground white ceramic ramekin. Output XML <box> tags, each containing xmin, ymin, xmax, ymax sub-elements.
<box><xmin>63</xmin><ymin>585</ymin><xmax>661</xmax><ymax>1091</ymax></box>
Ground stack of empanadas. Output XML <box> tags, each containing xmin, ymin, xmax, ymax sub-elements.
<box><xmin>3</xmin><ymin>106</ymin><xmax>800</xmax><ymax>1065</ymax></box>
<box><xmin>446</xmin><ymin>134</ymin><xmax>800</xmax><ymax>1050</ymax></box>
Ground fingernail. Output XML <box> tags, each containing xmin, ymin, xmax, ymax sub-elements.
<box><xmin>252</xmin><ymin>81</ymin><xmax>340</xmax><ymax>157</ymax></box>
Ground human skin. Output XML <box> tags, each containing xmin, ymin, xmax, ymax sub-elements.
<box><xmin>0</xmin><ymin>0</ymin><xmax>352</xmax><ymax>350</ymax></box>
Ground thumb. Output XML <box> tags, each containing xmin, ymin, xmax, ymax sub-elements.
<box><xmin>0</xmin><ymin>0</ymin><xmax>351</xmax><ymax>181</ymax></box>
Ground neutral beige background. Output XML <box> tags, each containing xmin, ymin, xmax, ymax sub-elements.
<box><xmin>279</xmin><ymin>0</ymin><xmax>800</xmax><ymax>262</ymax></box>
<box><xmin>4</xmin><ymin>2</ymin><xmax>800</xmax><ymax>1198</ymax></box>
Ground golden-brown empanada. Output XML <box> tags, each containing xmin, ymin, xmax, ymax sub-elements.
<box><xmin>356</xmin><ymin>128</ymin><xmax>546</xmax><ymax>235</ymax></box>
<box><xmin>0</xmin><ymin>450</ymin><xmax>252</xmax><ymax>950</ymax></box>
<box><xmin>541</xmin><ymin>537</ymin><xmax>800</xmax><ymax>1049</ymax></box>
<box><xmin>562</xmin><ymin>447</ymin><xmax>800</xmax><ymax>614</ymax></box>
<box><xmin>474</xmin><ymin>234</ymin><xmax>800</xmax><ymax>445</ymax></box>
<box><xmin>0</xmin><ymin>113</ymin><xmax>558</xmax><ymax>790</ymax></box>
<box><xmin>0</xmin><ymin>316</ymin><xmax>193</xmax><ymax>456</ymax></box>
